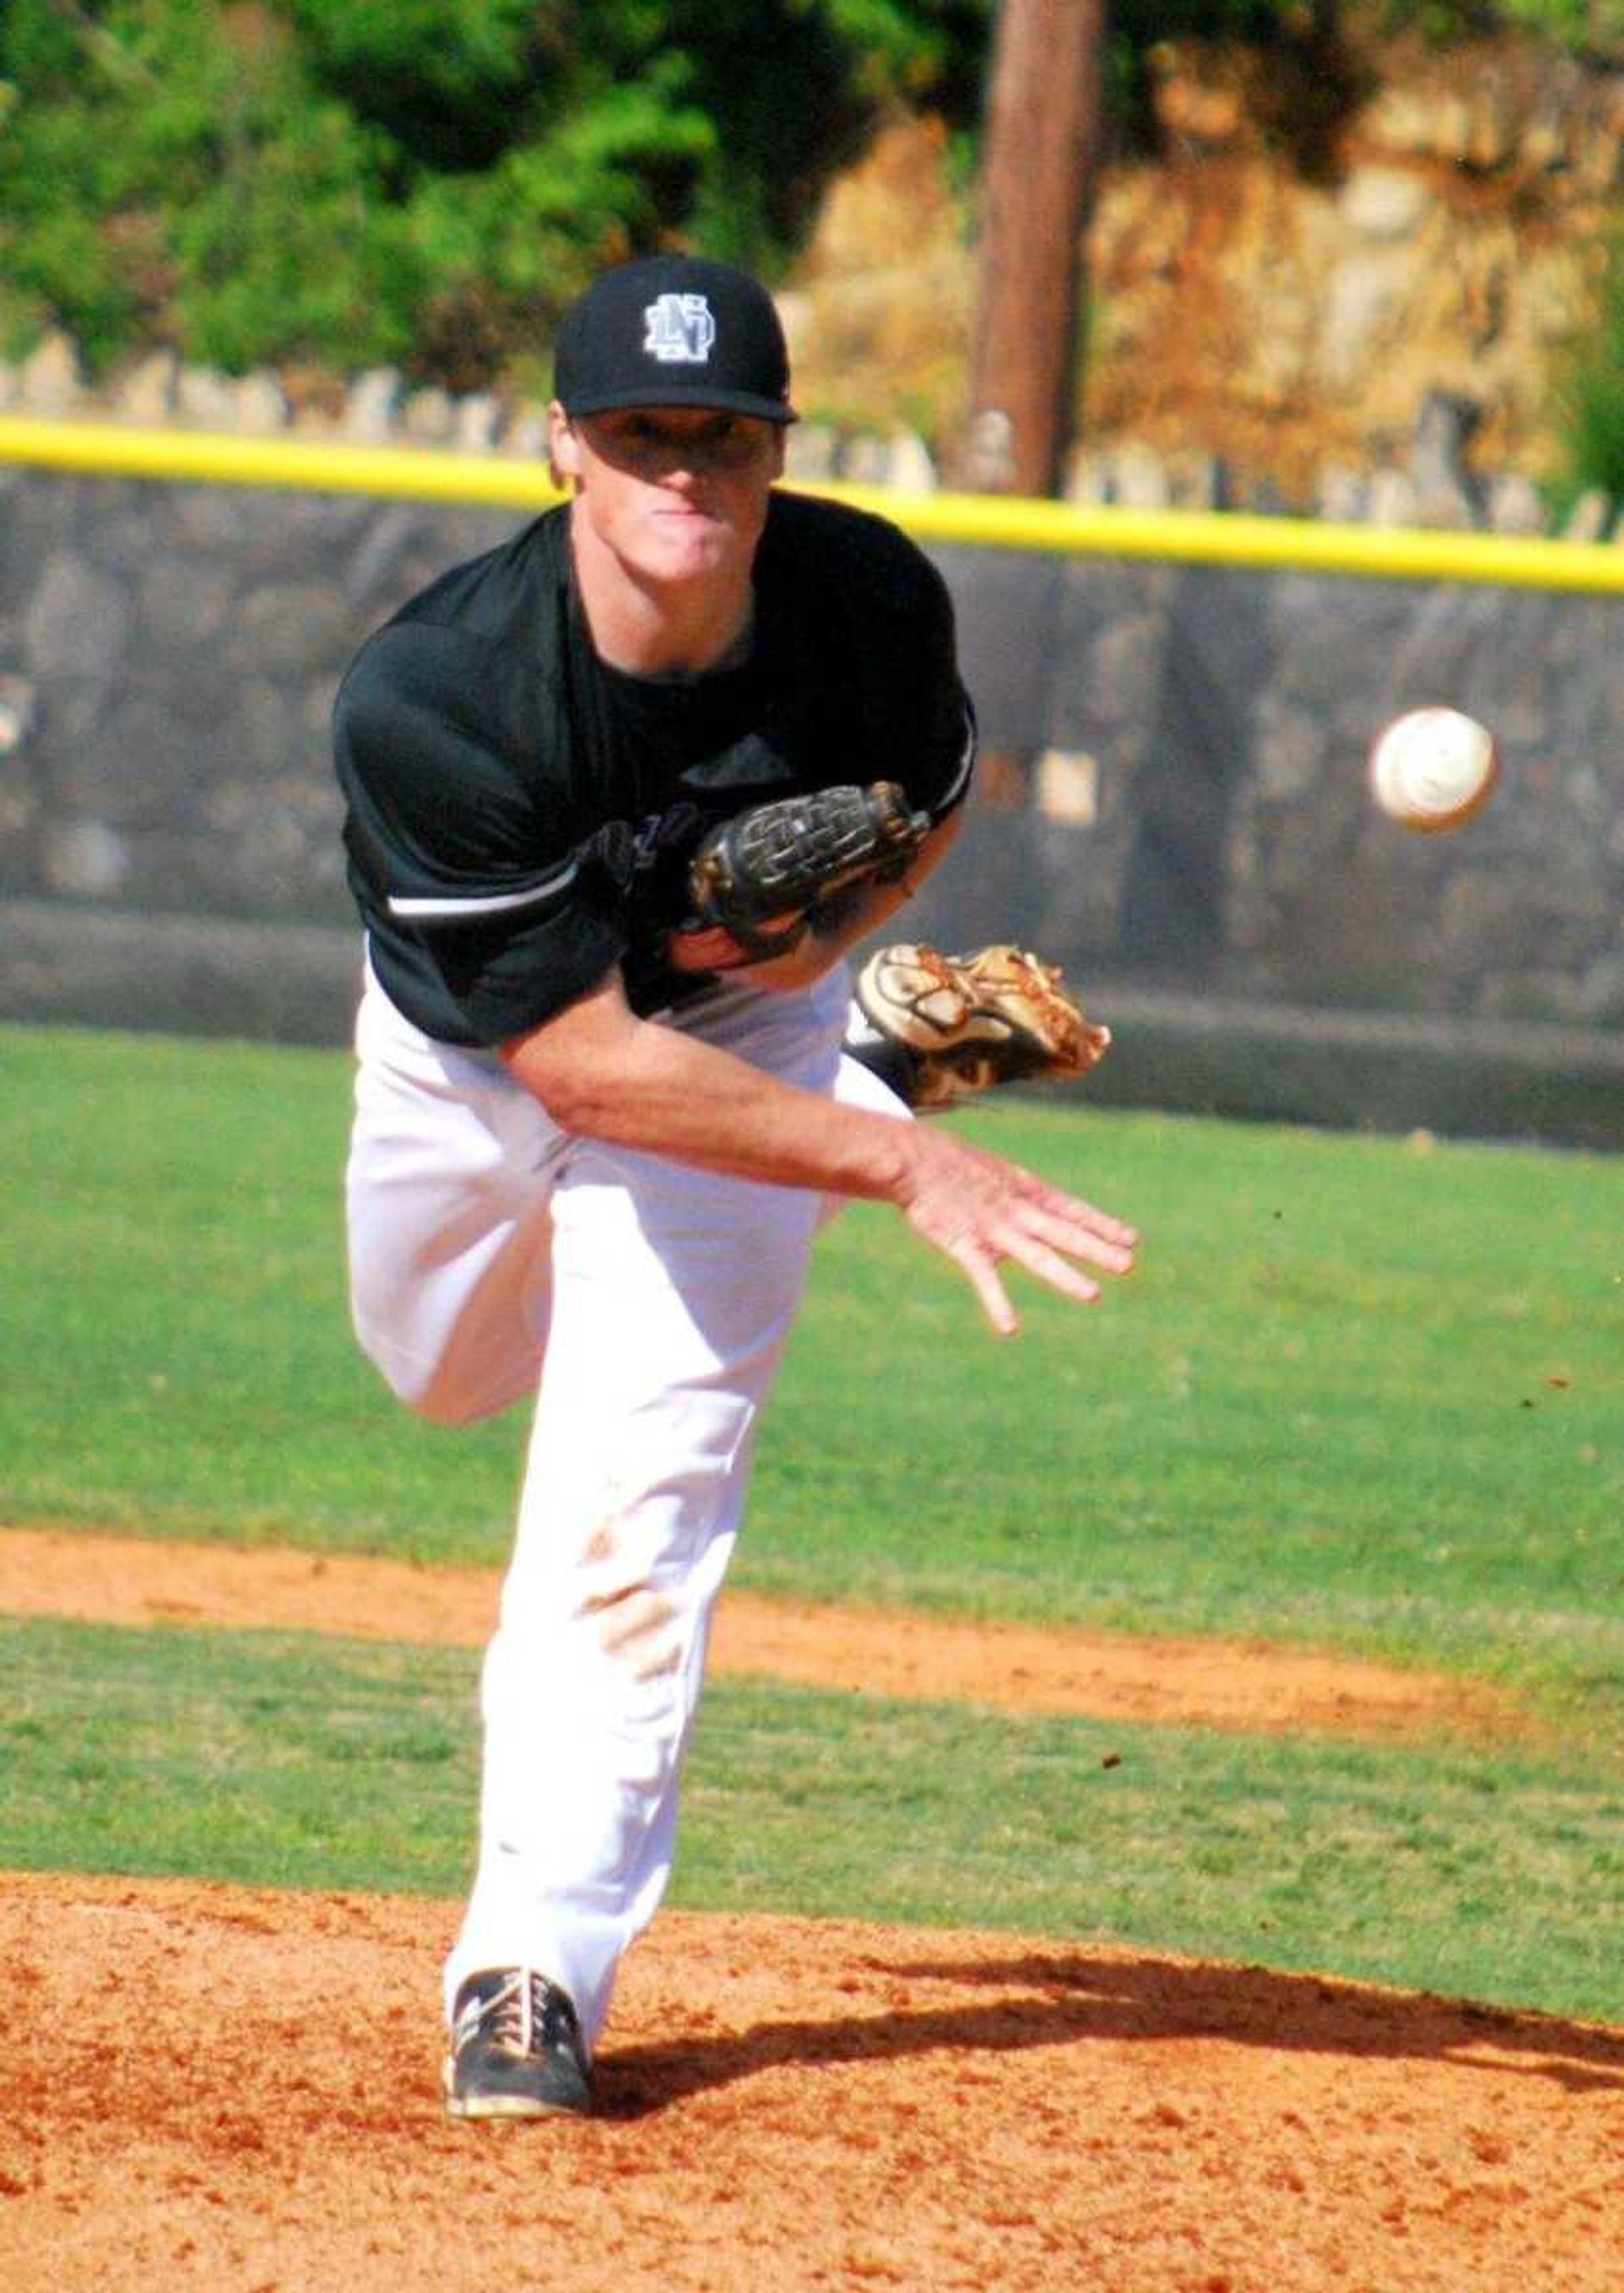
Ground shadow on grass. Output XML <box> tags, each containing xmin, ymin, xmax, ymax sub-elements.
<box><xmin>598</xmin><ymin>1945</ymin><xmax>1624</xmax><ymax>2120</ymax></box>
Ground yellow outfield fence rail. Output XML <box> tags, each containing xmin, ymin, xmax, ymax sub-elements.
<box><xmin>0</xmin><ymin>414</ymin><xmax>568</xmax><ymax>515</ymax></box>
<box><xmin>3</xmin><ymin>413</ymin><xmax>1624</xmax><ymax>596</ymax></box>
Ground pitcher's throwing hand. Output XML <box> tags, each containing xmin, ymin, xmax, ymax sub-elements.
<box><xmin>897</xmin><ymin>1124</ymin><xmax>1137</xmax><ymax>1336</ymax></box>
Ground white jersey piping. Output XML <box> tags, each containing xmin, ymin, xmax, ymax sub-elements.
<box><xmin>387</xmin><ymin>860</ymin><xmax>579</xmax><ymax>920</ymax></box>
<box><xmin>936</xmin><ymin>704</ymin><xmax>977</xmax><ymax>816</ymax></box>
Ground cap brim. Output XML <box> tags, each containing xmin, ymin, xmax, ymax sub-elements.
<box><xmin>560</xmin><ymin>384</ymin><xmax>798</xmax><ymax>425</ymax></box>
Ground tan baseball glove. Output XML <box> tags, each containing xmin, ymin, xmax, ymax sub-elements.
<box><xmin>853</xmin><ymin>942</ymin><xmax>1113</xmax><ymax>1110</ymax></box>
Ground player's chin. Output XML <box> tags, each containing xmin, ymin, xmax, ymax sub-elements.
<box><xmin>647</xmin><ymin>504</ymin><xmax>726</xmax><ymax>540</ymax></box>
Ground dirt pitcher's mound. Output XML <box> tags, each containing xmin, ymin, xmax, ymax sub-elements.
<box><xmin>3</xmin><ymin>1874</ymin><xmax>1621</xmax><ymax>2293</ymax></box>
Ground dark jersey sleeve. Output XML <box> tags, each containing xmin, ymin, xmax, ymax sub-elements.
<box><xmin>334</xmin><ymin>621</ymin><xmax>625</xmax><ymax>1047</ymax></box>
<box><xmin>759</xmin><ymin>493</ymin><xmax>977</xmax><ymax>826</ymax></box>
<box><xmin>881</xmin><ymin>540</ymin><xmax>977</xmax><ymax>825</ymax></box>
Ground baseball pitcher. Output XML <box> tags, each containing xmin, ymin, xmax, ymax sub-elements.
<box><xmin>334</xmin><ymin>254</ymin><xmax>1133</xmax><ymax>2120</ymax></box>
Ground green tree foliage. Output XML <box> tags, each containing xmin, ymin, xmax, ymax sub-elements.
<box><xmin>0</xmin><ymin>2</ymin><xmax>425</xmax><ymax>371</ymax></box>
<box><xmin>3</xmin><ymin>2</ymin><xmax>1623</xmax><ymax>384</ymax></box>
<box><xmin>0</xmin><ymin>0</ymin><xmax>990</xmax><ymax>379</ymax></box>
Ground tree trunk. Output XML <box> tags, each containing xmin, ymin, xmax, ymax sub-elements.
<box><xmin>962</xmin><ymin>0</ymin><xmax>1108</xmax><ymax>499</ymax></box>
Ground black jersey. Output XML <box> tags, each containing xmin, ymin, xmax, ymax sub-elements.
<box><xmin>334</xmin><ymin>489</ymin><xmax>976</xmax><ymax>1047</ymax></box>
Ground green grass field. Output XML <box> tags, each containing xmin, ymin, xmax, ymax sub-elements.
<box><xmin>3</xmin><ymin>1023</ymin><xmax>1622</xmax><ymax>2021</ymax></box>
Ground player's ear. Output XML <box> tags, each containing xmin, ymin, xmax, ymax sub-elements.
<box><xmin>548</xmin><ymin>403</ymin><xmax>582</xmax><ymax>489</ymax></box>
<box><xmin>770</xmin><ymin>426</ymin><xmax>787</xmax><ymax>479</ymax></box>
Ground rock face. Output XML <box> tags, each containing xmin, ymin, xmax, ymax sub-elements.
<box><xmin>788</xmin><ymin>36</ymin><xmax>1624</xmax><ymax>500</ymax></box>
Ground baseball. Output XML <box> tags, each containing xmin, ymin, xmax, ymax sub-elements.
<box><xmin>1369</xmin><ymin>706</ymin><xmax>1499</xmax><ymax>833</ymax></box>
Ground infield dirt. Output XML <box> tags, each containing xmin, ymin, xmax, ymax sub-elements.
<box><xmin>3</xmin><ymin>1529</ymin><xmax>1620</xmax><ymax>2291</ymax></box>
<box><xmin>0</xmin><ymin>1526</ymin><xmax>1521</xmax><ymax>1741</ymax></box>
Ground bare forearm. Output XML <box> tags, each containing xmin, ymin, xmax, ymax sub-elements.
<box><xmin>542</xmin><ymin>1016</ymin><xmax>1140</xmax><ymax>1338</ymax></box>
<box><xmin>502</xmin><ymin>936</ymin><xmax>1138</xmax><ymax>1336</ymax></box>
<box><xmin>506</xmin><ymin>1002</ymin><xmax>913</xmax><ymax>1201</ymax></box>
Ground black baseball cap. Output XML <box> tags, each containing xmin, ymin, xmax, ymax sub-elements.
<box><xmin>554</xmin><ymin>255</ymin><xmax>798</xmax><ymax>426</ymax></box>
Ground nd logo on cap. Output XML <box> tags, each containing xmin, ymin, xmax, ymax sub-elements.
<box><xmin>644</xmin><ymin>292</ymin><xmax>716</xmax><ymax>365</ymax></box>
<box><xmin>555</xmin><ymin>258</ymin><xmax>796</xmax><ymax>423</ymax></box>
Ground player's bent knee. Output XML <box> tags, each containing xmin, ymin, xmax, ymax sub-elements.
<box><xmin>401</xmin><ymin>1378</ymin><xmax>487</xmax><ymax>1429</ymax></box>
<box><xmin>400</xmin><ymin>1361</ymin><xmax>535</xmax><ymax>1428</ymax></box>
<box><xmin>354</xmin><ymin>1319</ymin><xmax>524</xmax><ymax>1429</ymax></box>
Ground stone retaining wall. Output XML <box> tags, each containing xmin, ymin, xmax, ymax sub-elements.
<box><xmin>2</xmin><ymin>466</ymin><xmax>1621</xmax><ymax>1136</ymax></box>
<box><xmin>931</xmin><ymin>545</ymin><xmax>1624</xmax><ymax>1033</ymax></box>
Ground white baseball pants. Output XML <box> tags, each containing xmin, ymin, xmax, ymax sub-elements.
<box><xmin>344</xmin><ymin>958</ymin><xmax>904</xmax><ymax>2053</ymax></box>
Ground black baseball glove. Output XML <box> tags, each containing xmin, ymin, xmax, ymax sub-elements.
<box><xmin>682</xmin><ymin>781</ymin><xmax>932</xmax><ymax>959</ymax></box>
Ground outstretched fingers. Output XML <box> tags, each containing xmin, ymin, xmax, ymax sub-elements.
<box><xmin>1007</xmin><ymin>1184</ymin><xmax>1138</xmax><ymax>1277</ymax></box>
<box><xmin>899</xmin><ymin>1133</ymin><xmax>1138</xmax><ymax>1333</ymax></box>
<box><xmin>943</xmin><ymin>1237</ymin><xmax>1022</xmax><ymax>1337</ymax></box>
<box><xmin>958</xmin><ymin>1200</ymin><xmax>1122</xmax><ymax>1335</ymax></box>
<box><xmin>1000</xmin><ymin>1228</ymin><xmax>1106</xmax><ymax>1307</ymax></box>
<box><xmin>1007</xmin><ymin>1166</ymin><xmax>1137</xmax><ymax>1248</ymax></box>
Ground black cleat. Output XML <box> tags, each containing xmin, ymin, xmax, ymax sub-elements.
<box><xmin>443</xmin><ymin>1968</ymin><xmax>592</xmax><ymax>2121</ymax></box>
